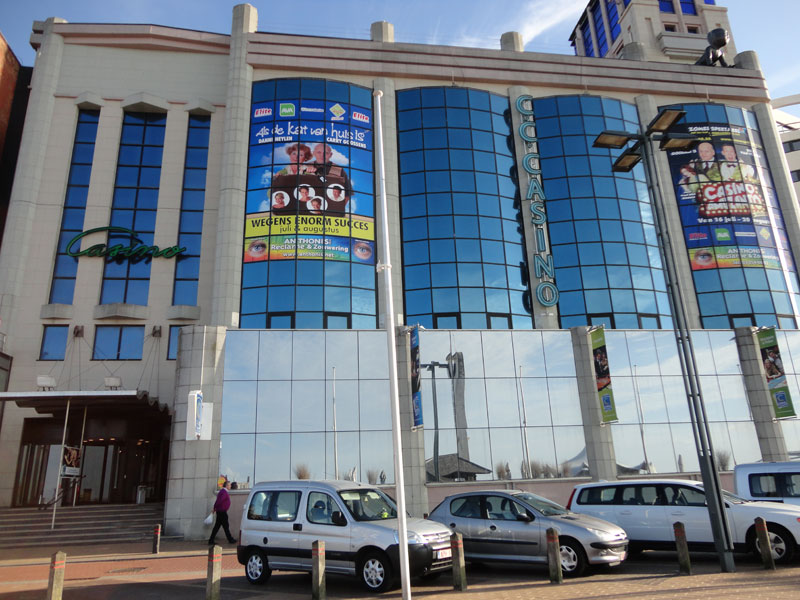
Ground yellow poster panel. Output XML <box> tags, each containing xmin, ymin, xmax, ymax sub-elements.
<box><xmin>245</xmin><ymin>212</ymin><xmax>374</xmax><ymax>241</ymax></box>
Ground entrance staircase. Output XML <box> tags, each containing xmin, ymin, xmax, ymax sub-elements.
<box><xmin>0</xmin><ymin>503</ymin><xmax>166</xmax><ymax>548</ymax></box>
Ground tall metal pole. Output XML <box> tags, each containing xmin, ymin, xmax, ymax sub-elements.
<box><xmin>52</xmin><ymin>398</ymin><xmax>70</xmax><ymax>530</ymax></box>
<box><xmin>641</xmin><ymin>135</ymin><xmax>735</xmax><ymax>572</ymax></box>
<box><xmin>632</xmin><ymin>366</ymin><xmax>650</xmax><ymax>473</ymax></box>
<box><xmin>374</xmin><ymin>89</ymin><xmax>412</xmax><ymax>600</ymax></box>
<box><xmin>425</xmin><ymin>363</ymin><xmax>441</xmax><ymax>481</ymax></box>
<box><xmin>518</xmin><ymin>366</ymin><xmax>531</xmax><ymax>478</ymax></box>
<box><xmin>332</xmin><ymin>366</ymin><xmax>339</xmax><ymax>480</ymax></box>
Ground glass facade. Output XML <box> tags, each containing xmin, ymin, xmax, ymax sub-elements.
<box><xmin>40</xmin><ymin>325</ymin><xmax>69</xmax><ymax>361</ymax></box>
<box><xmin>49</xmin><ymin>109</ymin><xmax>99</xmax><ymax>304</ymax></box>
<box><xmin>779</xmin><ymin>330</ymin><xmax>800</xmax><ymax>458</ymax></box>
<box><xmin>592</xmin><ymin>2</ymin><xmax>609</xmax><ymax>56</ymax></box>
<box><xmin>241</xmin><ymin>78</ymin><xmax>377</xmax><ymax>330</ymax></box>
<box><xmin>220</xmin><ymin>328</ymin><xmax>765</xmax><ymax>484</ymax></box>
<box><xmin>220</xmin><ymin>330</ymin><xmax>394</xmax><ymax>485</ymax></box>
<box><xmin>533</xmin><ymin>95</ymin><xmax>671</xmax><ymax>330</ymax></box>
<box><xmin>101</xmin><ymin>112</ymin><xmax>166</xmax><ymax>305</ymax></box>
<box><xmin>606</xmin><ymin>0</ymin><xmax>621</xmax><ymax>41</ymax></box>
<box><xmin>397</xmin><ymin>87</ymin><xmax>531</xmax><ymax>330</ymax></box>
<box><xmin>662</xmin><ymin>102</ymin><xmax>800</xmax><ymax>329</ymax></box>
<box><xmin>607</xmin><ymin>330</ymin><xmax>759</xmax><ymax>474</ymax></box>
<box><xmin>92</xmin><ymin>325</ymin><xmax>145</xmax><ymax>360</ymax></box>
<box><xmin>173</xmin><ymin>115</ymin><xmax>211</xmax><ymax>306</ymax></box>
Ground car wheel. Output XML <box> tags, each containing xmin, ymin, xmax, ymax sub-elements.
<box><xmin>559</xmin><ymin>538</ymin><xmax>588</xmax><ymax>577</ymax></box>
<box><xmin>245</xmin><ymin>549</ymin><xmax>271</xmax><ymax>584</ymax></box>
<box><xmin>359</xmin><ymin>550</ymin><xmax>394</xmax><ymax>592</ymax></box>
<box><xmin>752</xmin><ymin>524</ymin><xmax>795</xmax><ymax>564</ymax></box>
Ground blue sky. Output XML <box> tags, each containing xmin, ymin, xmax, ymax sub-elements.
<box><xmin>1</xmin><ymin>0</ymin><xmax>797</xmax><ymax>116</ymax></box>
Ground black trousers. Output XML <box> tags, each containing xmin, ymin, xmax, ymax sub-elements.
<box><xmin>209</xmin><ymin>510</ymin><xmax>235</xmax><ymax>543</ymax></box>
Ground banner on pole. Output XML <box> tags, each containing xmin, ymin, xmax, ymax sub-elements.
<box><xmin>757</xmin><ymin>328</ymin><xmax>796</xmax><ymax>419</ymax></box>
<box><xmin>410</xmin><ymin>326</ymin><xmax>423</xmax><ymax>429</ymax></box>
<box><xmin>590</xmin><ymin>327</ymin><xmax>618</xmax><ymax>423</ymax></box>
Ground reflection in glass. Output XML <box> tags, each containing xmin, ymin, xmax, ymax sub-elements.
<box><xmin>259</xmin><ymin>331</ymin><xmax>293</xmax><ymax>379</ymax></box>
<box><xmin>257</xmin><ymin>380</ymin><xmax>291</xmax><ymax>432</ymax></box>
<box><xmin>221</xmin><ymin>381</ymin><xmax>257</xmax><ymax>433</ymax></box>
<box><xmin>220</xmin><ymin>434</ymin><xmax>255</xmax><ymax>486</ymax></box>
<box><xmin>224</xmin><ymin>330</ymin><xmax>259</xmax><ymax>380</ymax></box>
<box><xmin>361</xmin><ymin>431</ymin><xmax>394</xmax><ymax>484</ymax></box>
<box><xmin>552</xmin><ymin>426</ymin><xmax>586</xmax><ymax>476</ymax></box>
<box><xmin>255</xmin><ymin>433</ymin><xmax>291</xmax><ymax>481</ymax></box>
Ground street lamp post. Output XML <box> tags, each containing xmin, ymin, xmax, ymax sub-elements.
<box><xmin>594</xmin><ymin>108</ymin><xmax>736</xmax><ymax>572</ymax></box>
<box><xmin>422</xmin><ymin>361</ymin><xmax>449</xmax><ymax>482</ymax></box>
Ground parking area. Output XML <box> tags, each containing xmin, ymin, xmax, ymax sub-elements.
<box><xmin>1</xmin><ymin>542</ymin><xmax>799</xmax><ymax>600</ymax></box>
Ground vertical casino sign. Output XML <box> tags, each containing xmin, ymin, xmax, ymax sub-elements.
<box><xmin>244</xmin><ymin>86</ymin><xmax>375</xmax><ymax>265</ymax></box>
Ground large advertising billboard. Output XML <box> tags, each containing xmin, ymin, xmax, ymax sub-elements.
<box><xmin>244</xmin><ymin>87</ymin><xmax>375</xmax><ymax>265</ymax></box>
<box><xmin>665</xmin><ymin>119</ymin><xmax>794</xmax><ymax>275</ymax></box>
<box><xmin>756</xmin><ymin>328</ymin><xmax>796</xmax><ymax>419</ymax></box>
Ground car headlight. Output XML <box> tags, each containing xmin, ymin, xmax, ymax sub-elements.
<box><xmin>393</xmin><ymin>531</ymin><xmax>425</xmax><ymax>544</ymax></box>
<box><xmin>586</xmin><ymin>527</ymin><xmax>611</xmax><ymax>537</ymax></box>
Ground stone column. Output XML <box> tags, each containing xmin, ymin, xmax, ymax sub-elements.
<box><xmin>210</xmin><ymin>4</ymin><xmax>257</xmax><ymax>328</ymax></box>
<box><xmin>372</xmin><ymin>77</ymin><xmax>404</xmax><ymax>328</ymax></box>
<box><xmin>734</xmin><ymin>327</ymin><xmax>788</xmax><ymax>462</ymax></box>
<box><xmin>500</xmin><ymin>32</ymin><xmax>523</xmax><ymax>52</ymax></box>
<box><xmin>571</xmin><ymin>326</ymin><xmax>617</xmax><ymax>481</ymax></box>
<box><xmin>635</xmin><ymin>94</ymin><xmax>702</xmax><ymax>329</ymax></box>
<box><xmin>508</xmin><ymin>85</ymin><xmax>559</xmax><ymax>329</ymax></box>
<box><xmin>164</xmin><ymin>325</ymin><xmax>227</xmax><ymax>539</ymax></box>
<box><xmin>0</xmin><ymin>17</ymin><xmax>67</xmax><ymax>347</ymax></box>
<box><xmin>396</xmin><ymin>327</ymin><xmax>427</xmax><ymax>517</ymax></box>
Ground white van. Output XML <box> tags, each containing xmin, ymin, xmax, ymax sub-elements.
<box><xmin>237</xmin><ymin>480</ymin><xmax>452</xmax><ymax>592</ymax></box>
<box><xmin>734</xmin><ymin>462</ymin><xmax>800</xmax><ymax>505</ymax></box>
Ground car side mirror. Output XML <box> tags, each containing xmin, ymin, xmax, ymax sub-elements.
<box><xmin>516</xmin><ymin>513</ymin><xmax>532</xmax><ymax>523</ymax></box>
<box><xmin>332</xmin><ymin>511</ymin><xmax>347</xmax><ymax>526</ymax></box>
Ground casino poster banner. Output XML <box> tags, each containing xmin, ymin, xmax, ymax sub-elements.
<box><xmin>590</xmin><ymin>327</ymin><xmax>617</xmax><ymax>423</ymax></box>
<box><xmin>757</xmin><ymin>328</ymin><xmax>796</xmax><ymax>419</ymax></box>
<box><xmin>244</xmin><ymin>86</ymin><xmax>375</xmax><ymax>266</ymax></box>
<box><xmin>664</xmin><ymin>121</ymin><xmax>794</xmax><ymax>273</ymax></box>
<box><xmin>410</xmin><ymin>326</ymin><xmax>423</xmax><ymax>429</ymax></box>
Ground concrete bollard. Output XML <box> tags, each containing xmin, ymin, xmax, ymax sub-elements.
<box><xmin>673</xmin><ymin>521</ymin><xmax>692</xmax><ymax>575</ymax></box>
<box><xmin>46</xmin><ymin>550</ymin><xmax>66</xmax><ymax>600</ymax></box>
<box><xmin>546</xmin><ymin>527</ymin><xmax>563</xmax><ymax>584</ymax></box>
<box><xmin>754</xmin><ymin>517</ymin><xmax>776</xmax><ymax>570</ymax></box>
<box><xmin>312</xmin><ymin>540</ymin><xmax>326</xmax><ymax>600</ymax></box>
<box><xmin>152</xmin><ymin>524</ymin><xmax>161</xmax><ymax>555</ymax></box>
<box><xmin>206</xmin><ymin>544</ymin><xmax>222</xmax><ymax>600</ymax></box>
<box><xmin>451</xmin><ymin>532</ymin><xmax>468</xmax><ymax>591</ymax></box>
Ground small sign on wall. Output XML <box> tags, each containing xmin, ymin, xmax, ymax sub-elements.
<box><xmin>186</xmin><ymin>390</ymin><xmax>212</xmax><ymax>440</ymax></box>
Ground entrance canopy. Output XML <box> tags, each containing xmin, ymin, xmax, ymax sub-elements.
<box><xmin>0</xmin><ymin>390</ymin><xmax>168</xmax><ymax>416</ymax></box>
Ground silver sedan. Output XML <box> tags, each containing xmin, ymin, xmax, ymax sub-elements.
<box><xmin>428</xmin><ymin>490</ymin><xmax>628</xmax><ymax>576</ymax></box>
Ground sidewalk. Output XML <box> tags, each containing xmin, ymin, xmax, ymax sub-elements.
<box><xmin>1</xmin><ymin>540</ymin><xmax>798</xmax><ymax>599</ymax></box>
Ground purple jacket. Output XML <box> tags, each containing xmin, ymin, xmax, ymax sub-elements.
<box><xmin>214</xmin><ymin>487</ymin><xmax>231</xmax><ymax>512</ymax></box>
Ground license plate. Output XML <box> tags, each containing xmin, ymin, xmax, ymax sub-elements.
<box><xmin>436</xmin><ymin>548</ymin><xmax>452</xmax><ymax>559</ymax></box>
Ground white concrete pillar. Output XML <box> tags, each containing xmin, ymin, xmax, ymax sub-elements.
<box><xmin>210</xmin><ymin>4</ymin><xmax>257</xmax><ymax>328</ymax></box>
<box><xmin>0</xmin><ymin>17</ymin><xmax>67</xmax><ymax>348</ymax></box>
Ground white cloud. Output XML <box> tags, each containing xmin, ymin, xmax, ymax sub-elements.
<box><xmin>517</xmin><ymin>0</ymin><xmax>585</xmax><ymax>45</ymax></box>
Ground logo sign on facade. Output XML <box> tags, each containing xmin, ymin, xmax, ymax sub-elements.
<box><xmin>756</xmin><ymin>328</ymin><xmax>796</xmax><ymax>419</ymax></box>
<box><xmin>279</xmin><ymin>103</ymin><xmax>296</xmax><ymax>117</ymax></box>
<box><xmin>515</xmin><ymin>95</ymin><xmax>559</xmax><ymax>307</ymax></box>
<box><xmin>410</xmin><ymin>326</ymin><xmax>423</xmax><ymax>429</ymax></box>
<box><xmin>590</xmin><ymin>326</ymin><xmax>617</xmax><ymax>423</ymax></box>
<box><xmin>186</xmin><ymin>390</ymin><xmax>212</xmax><ymax>440</ymax></box>
<box><xmin>65</xmin><ymin>227</ymin><xmax>186</xmax><ymax>260</ymax></box>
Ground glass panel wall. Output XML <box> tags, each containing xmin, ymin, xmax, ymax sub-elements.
<box><xmin>396</xmin><ymin>87</ymin><xmax>531</xmax><ymax>330</ymax></box>
<box><xmin>220</xmin><ymin>330</ymin><xmax>392</xmax><ymax>486</ymax></box>
<box><xmin>241</xmin><ymin>79</ymin><xmax>377</xmax><ymax>329</ymax></box>
<box><xmin>533</xmin><ymin>95</ymin><xmax>671</xmax><ymax>329</ymax></box>
<box><xmin>661</xmin><ymin>102</ymin><xmax>800</xmax><ymax>329</ymax></box>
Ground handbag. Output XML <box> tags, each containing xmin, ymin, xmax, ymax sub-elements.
<box><xmin>204</xmin><ymin>512</ymin><xmax>214</xmax><ymax>526</ymax></box>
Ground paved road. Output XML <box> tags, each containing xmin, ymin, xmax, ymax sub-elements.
<box><xmin>1</xmin><ymin>540</ymin><xmax>798</xmax><ymax>599</ymax></box>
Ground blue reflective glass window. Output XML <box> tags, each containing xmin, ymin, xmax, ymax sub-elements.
<box><xmin>40</xmin><ymin>325</ymin><xmax>69</xmax><ymax>360</ymax></box>
<box><xmin>559</xmin><ymin>291</ymin><xmax>586</xmax><ymax>315</ymax></box>
<box><xmin>167</xmin><ymin>325</ymin><xmax>181</xmax><ymax>360</ymax></box>
<box><xmin>431</xmin><ymin>263</ymin><xmax>458</xmax><ymax>287</ymax></box>
<box><xmin>406</xmin><ymin>289</ymin><xmax>432</xmax><ymax>313</ymax></box>
<box><xmin>586</xmin><ymin>290</ymin><xmax>612</xmax><ymax>312</ymax></box>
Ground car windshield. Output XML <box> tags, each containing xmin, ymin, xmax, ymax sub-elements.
<box><xmin>338</xmin><ymin>488</ymin><xmax>398</xmax><ymax>521</ymax></box>
<box><xmin>695</xmin><ymin>485</ymin><xmax>748</xmax><ymax>504</ymax></box>
<box><xmin>515</xmin><ymin>492</ymin><xmax>569</xmax><ymax>516</ymax></box>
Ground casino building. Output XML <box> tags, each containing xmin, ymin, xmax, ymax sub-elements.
<box><xmin>1</xmin><ymin>1</ymin><xmax>799</xmax><ymax>539</ymax></box>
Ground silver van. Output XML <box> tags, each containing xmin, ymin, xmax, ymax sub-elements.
<box><xmin>734</xmin><ymin>462</ymin><xmax>800</xmax><ymax>505</ymax></box>
<box><xmin>237</xmin><ymin>480</ymin><xmax>452</xmax><ymax>592</ymax></box>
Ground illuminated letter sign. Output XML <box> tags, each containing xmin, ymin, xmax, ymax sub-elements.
<box><xmin>65</xmin><ymin>226</ymin><xmax>187</xmax><ymax>260</ymax></box>
<box><xmin>515</xmin><ymin>95</ymin><xmax>559</xmax><ymax>307</ymax></box>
